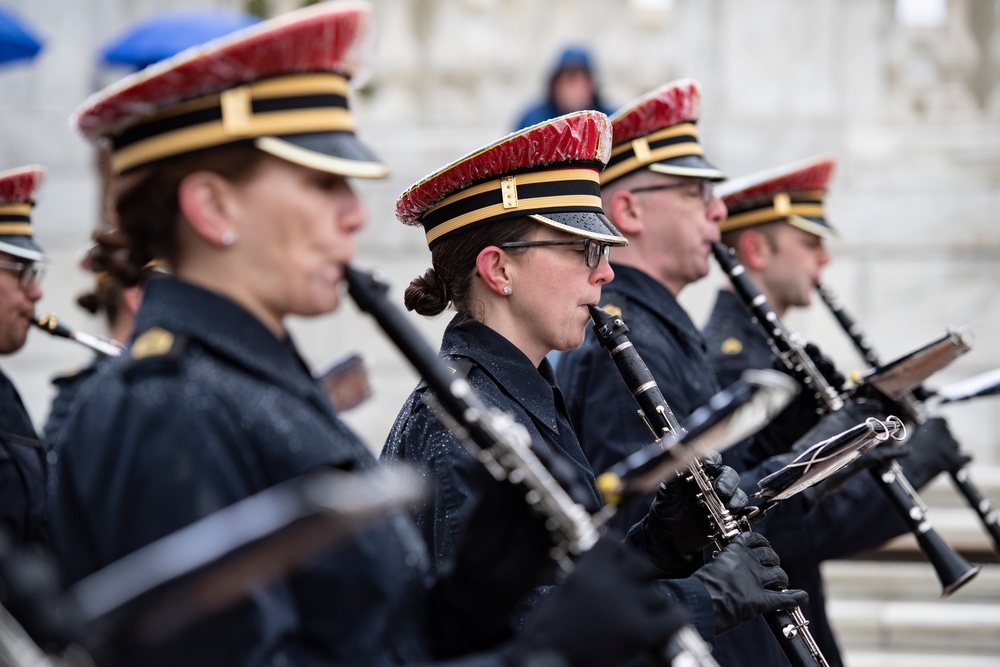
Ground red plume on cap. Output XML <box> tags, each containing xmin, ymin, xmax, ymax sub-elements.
<box><xmin>609</xmin><ymin>79</ymin><xmax>701</xmax><ymax>146</ymax></box>
<box><xmin>719</xmin><ymin>156</ymin><xmax>836</xmax><ymax>213</ymax></box>
<box><xmin>0</xmin><ymin>165</ymin><xmax>45</xmax><ymax>204</ymax></box>
<box><xmin>396</xmin><ymin>110</ymin><xmax>611</xmax><ymax>226</ymax></box>
<box><xmin>74</xmin><ymin>2</ymin><xmax>373</xmax><ymax>141</ymax></box>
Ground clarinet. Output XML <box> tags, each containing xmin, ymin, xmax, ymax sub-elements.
<box><xmin>712</xmin><ymin>243</ymin><xmax>980</xmax><ymax>596</ymax></box>
<box><xmin>817</xmin><ymin>282</ymin><xmax>1000</xmax><ymax>559</ymax></box>
<box><xmin>32</xmin><ymin>314</ymin><xmax>125</xmax><ymax>358</ymax></box>
<box><xmin>344</xmin><ymin>265</ymin><xmax>717</xmax><ymax>667</ymax></box>
<box><xmin>588</xmin><ymin>305</ymin><xmax>830</xmax><ymax>667</ymax></box>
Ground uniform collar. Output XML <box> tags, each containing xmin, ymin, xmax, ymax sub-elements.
<box><xmin>604</xmin><ymin>263</ymin><xmax>704</xmax><ymax>347</ymax></box>
<box><xmin>132</xmin><ymin>277</ymin><xmax>321</xmax><ymax>403</ymax></box>
<box><xmin>441</xmin><ymin>316</ymin><xmax>562</xmax><ymax>433</ymax></box>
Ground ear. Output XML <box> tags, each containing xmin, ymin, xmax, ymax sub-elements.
<box><xmin>474</xmin><ymin>246</ymin><xmax>512</xmax><ymax>297</ymax></box>
<box><xmin>737</xmin><ymin>229</ymin><xmax>770</xmax><ymax>271</ymax></box>
<box><xmin>607</xmin><ymin>189</ymin><xmax>643</xmax><ymax>235</ymax></box>
<box><xmin>177</xmin><ymin>171</ymin><xmax>240</xmax><ymax>248</ymax></box>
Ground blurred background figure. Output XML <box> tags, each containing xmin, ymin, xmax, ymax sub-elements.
<box><xmin>513</xmin><ymin>45</ymin><xmax>614</xmax><ymax>130</ymax></box>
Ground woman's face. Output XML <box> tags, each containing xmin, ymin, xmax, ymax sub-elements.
<box><xmin>504</xmin><ymin>229</ymin><xmax>614</xmax><ymax>362</ymax></box>
<box><xmin>231</xmin><ymin>157</ymin><xmax>367</xmax><ymax>326</ymax></box>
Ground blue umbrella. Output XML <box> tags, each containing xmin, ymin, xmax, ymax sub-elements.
<box><xmin>100</xmin><ymin>9</ymin><xmax>261</xmax><ymax>70</ymax></box>
<box><xmin>0</xmin><ymin>5</ymin><xmax>43</xmax><ymax>65</ymax></box>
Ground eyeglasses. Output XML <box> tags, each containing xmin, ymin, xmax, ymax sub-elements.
<box><xmin>497</xmin><ymin>239</ymin><xmax>612</xmax><ymax>269</ymax></box>
<box><xmin>629</xmin><ymin>179</ymin><xmax>715</xmax><ymax>205</ymax></box>
<box><xmin>0</xmin><ymin>260</ymin><xmax>45</xmax><ymax>290</ymax></box>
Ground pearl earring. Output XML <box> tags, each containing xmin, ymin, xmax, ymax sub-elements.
<box><xmin>502</xmin><ymin>285</ymin><xmax>511</xmax><ymax>295</ymax></box>
<box><xmin>220</xmin><ymin>230</ymin><xmax>235</xmax><ymax>246</ymax></box>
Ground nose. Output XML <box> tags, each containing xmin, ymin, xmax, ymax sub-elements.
<box><xmin>338</xmin><ymin>184</ymin><xmax>368</xmax><ymax>235</ymax></box>
<box><xmin>592</xmin><ymin>253</ymin><xmax>614</xmax><ymax>285</ymax></box>
<box><xmin>707</xmin><ymin>194</ymin><xmax>727</xmax><ymax>226</ymax></box>
<box><xmin>817</xmin><ymin>242</ymin><xmax>831</xmax><ymax>267</ymax></box>
<box><xmin>25</xmin><ymin>277</ymin><xmax>42</xmax><ymax>302</ymax></box>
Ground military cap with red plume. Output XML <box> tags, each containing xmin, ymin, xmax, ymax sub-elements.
<box><xmin>601</xmin><ymin>79</ymin><xmax>724</xmax><ymax>185</ymax></box>
<box><xmin>397</xmin><ymin>110</ymin><xmax>626</xmax><ymax>249</ymax></box>
<box><xmin>72</xmin><ymin>1</ymin><xmax>386</xmax><ymax>179</ymax></box>
<box><xmin>0</xmin><ymin>165</ymin><xmax>47</xmax><ymax>262</ymax></box>
<box><xmin>717</xmin><ymin>156</ymin><xmax>837</xmax><ymax>238</ymax></box>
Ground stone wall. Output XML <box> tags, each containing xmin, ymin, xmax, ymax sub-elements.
<box><xmin>3</xmin><ymin>0</ymin><xmax>999</xmax><ymax>462</ymax></box>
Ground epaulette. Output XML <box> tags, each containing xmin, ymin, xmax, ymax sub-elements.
<box><xmin>124</xmin><ymin>327</ymin><xmax>189</xmax><ymax>379</ymax></box>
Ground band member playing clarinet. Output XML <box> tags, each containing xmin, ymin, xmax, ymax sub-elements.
<box><xmin>46</xmin><ymin>4</ymin><xmax>725</xmax><ymax>666</ymax></box>
<box><xmin>382</xmin><ymin>109</ymin><xmax>808</xmax><ymax>658</ymax></box>
<box><xmin>703</xmin><ymin>155</ymin><xmax>972</xmax><ymax>665</ymax></box>
<box><xmin>553</xmin><ymin>81</ymin><xmax>901</xmax><ymax>667</ymax></box>
<box><xmin>0</xmin><ymin>165</ymin><xmax>49</xmax><ymax>550</ymax></box>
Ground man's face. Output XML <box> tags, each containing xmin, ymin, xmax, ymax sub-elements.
<box><xmin>759</xmin><ymin>223</ymin><xmax>831</xmax><ymax>310</ymax></box>
<box><xmin>0</xmin><ymin>252</ymin><xmax>43</xmax><ymax>354</ymax></box>
<box><xmin>628</xmin><ymin>175</ymin><xmax>727</xmax><ymax>295</ymax></box>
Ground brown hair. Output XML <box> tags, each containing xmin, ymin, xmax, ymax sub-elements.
<box><xmin>404</xmin><ymin>217</ymin><xmax>537</xmax><ymax>320</ymax></box>
<box><xmin>103</xmin><ymin>142</ymin><xmax>266</xmax><ymax>285</ymax></box>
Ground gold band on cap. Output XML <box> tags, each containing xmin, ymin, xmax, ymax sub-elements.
<box><xmin>111</xmin><ymin>73</ymin><xmax>355</xmax><ymax>174</ymax></box>
<box><xmin>0</xmin><ymin>203</ymin><xmax>33</xmax><ymax>217</ymax></box>
<box><xmin>0</xmin><ymin>223</ymin><xmax>33</xmax><ymax>235</ymax></box>
<box><xmin>602</xmin><ymin>123</ymin><xmax>704</xmax><ymax>184</ymax></box>
<box><xmin>422</xmin><ymin>168</ymin><xmax>602</xmax><ymax>245</ymax></box>
<box><xmin>721</xmin><ymin>195</ymin><xmax>826</xmax><ymax>234</ymax></box>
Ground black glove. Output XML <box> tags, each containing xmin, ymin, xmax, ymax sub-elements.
<box><xmin>758</xmin><ymin>401</ymin><xmax>907</xmax><ymax>511</ymax></box>
<box><xmin>626</xmin><ymin>452</ymin><xmax>748</xmax><ymax>577</ymax></box>
<box><xmin>753</xmin><ymin>343</ymin><xmax>850</xmax><ymax>458</ymax></box>
<box><xmin>504</xmin><ymin>536</ymin><xmax>689</xmax><ymax>667</ymax></box>
<box><xmin>896</xmin><ymin>416</ymin><xmax>971</xmax><ymax>489</ymax></box>
<box><xmin>692</xmin><ymin>532</ymin><xmax>809</xmax><ymax>635</ymax></box>
<box><xmin>803</xmin><ymin>342</ymin><xmax>846</xmax><ymax>393</ymax></box>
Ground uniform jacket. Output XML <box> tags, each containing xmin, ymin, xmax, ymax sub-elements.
<box><xmin>556</xmin><ymin>266</ymin><xmax>791</xmax><ymax>667</ymax></box>
<box><xmin>383</xmin><ymin>315</ymin><xmax>716</xmax><ymax>649</ymax></box>
<box><xmin>47</xmin><ymin>277</ymin><xmax>517</xmax><ymax>667</ymax></box>
<box><xmin>704</xmin><ymin>288</ymin><xmax>909</xmax><ymax>667</ymax></box>
<box><xmin>0</xmin><ymin>367</ymin><xmax>47</xmax><ymax>548</ymax></box>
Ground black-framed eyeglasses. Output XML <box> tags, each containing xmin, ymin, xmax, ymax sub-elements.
<box><xmin>0</xmin><ymin>259</ymin><xmax>45</xmax><ymax>291</ymax></box>
<box><xmin>497</xmin><ymin>239</ymin><xmax>612</xmax><ymax>269</ymax></box>
<box><xmin>629</xmin><ymin>179</ymin><xmax>714</xmax><ymax>205</ymax></box>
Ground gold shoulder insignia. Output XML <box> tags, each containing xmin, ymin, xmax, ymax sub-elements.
<box><xmin>720</xmin><ymin>337</ymin><xmax>743</xmax><ymax>355</ymax></box>
<box><xmin>603</xmin><ymin>304</ymin><xmax>622</xmax><ymax>318</ymax></box>
<box><xmin>132</xmin><ymin>327</ymin><xmax>175</xmax><ymax>360</ymax></box>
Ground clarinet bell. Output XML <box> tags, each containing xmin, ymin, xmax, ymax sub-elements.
<box><xmin>916</xmin><ymin>527</ymin><xmax>980</xmax><ymax>597</ymax></box>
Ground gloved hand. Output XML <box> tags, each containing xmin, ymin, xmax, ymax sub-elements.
<box><xmin>504</xmin><ymin>536</ymin><xmax>689</xmax><ymax>667</ymax></box>
<box><xmin>626</xmin><ymin>452</ymin><xmax>748</xmax><ymax>577</ymax></box>
<box><xmin>692</xmin><ymin>532</ymin><xmax>809</xmax><ymax>636</ymax></box>
<box><xmin>803</xmin><ymin>342</ymin><xmax>846</xmax><ymax>393</ymax></box>
<box><xmin>753</xmin><ymin>343</ymin><xmax>850</xmax><ymax>458</ymax></box>
<box><xmin>896</xmin><ymin>416</ymin><xmax>971</xmax><ymax>489</ymax></box>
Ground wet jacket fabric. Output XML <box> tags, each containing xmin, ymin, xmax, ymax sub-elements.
<box><xmin>382</xmin><ymin>315</ymin><xmax>716</xmax><ymax>650</ymax></box>
<box><xmin>43</xmin><ymin>355</ymin><xmax>106</xmax><ymax>447</ymax></box>
<box><xmin>704</xmin><ymin>288</ymin><xmax>908</xmax><ymax>667</ymax></box>
<box><xmin>47</xmin><ymin>277</ymin><xmax>515</xmax><ymax>667</ymax></box>
<box><xmin>556</xmin><ymin>265</ymin><xmax>790</xmax><ymax>667</ymax></box>
<box><xmin>0</xmin><ymin>367</ymin><xmax>48</xmax><ymax>548</ymax></box>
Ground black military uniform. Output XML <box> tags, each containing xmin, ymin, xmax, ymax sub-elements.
<box><xmin>383</xmin><ymin>316</ymin><xmax>717</xmax><ymax>651</ymax></box>
<box><xmin>0</xmin><ymin>367</ymin><xmax>47</xmax><ymax>548</ymax></box>
<box><xmin>43</xmin><ymin>356</ymin><xmax>106</xmax><ymax>446</ymax></box>
<box><xmin>704</xmin><ymin>288</ymin><xmax>908</xmax><ymax>666</ymax></box>
<box><xmin>49</xmin><ymin>277</ymin><xmax>449</xmax><ymax>665</ymax></box>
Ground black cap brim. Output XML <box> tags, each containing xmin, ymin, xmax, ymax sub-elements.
<box><xmin>529</xmin><ymin>211</ymin><xmax>627</xmax><ymax>246</ymax></box>
<box><xmin>255</xmin><ymin>131</ymin><xmax>389</xmax><ymax>179</ymax></box>
<box><xmin>0</xmin><ymin>236</ymin><xmax>46</xmax><ymax>262</ymax></box>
